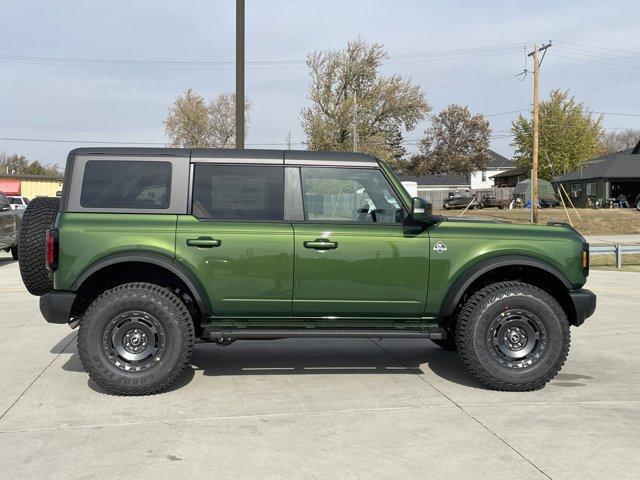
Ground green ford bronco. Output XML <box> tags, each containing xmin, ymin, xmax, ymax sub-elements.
<box><xmin>18</xmin><ymin>148</ymin><xmax>596</xmax><ymax>395</ymax></box>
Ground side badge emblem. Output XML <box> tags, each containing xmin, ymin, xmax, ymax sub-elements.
<box><xmin>433</xmin><ymin>241</ymin><xmax>447</xmax><ymax>253</ymax></box>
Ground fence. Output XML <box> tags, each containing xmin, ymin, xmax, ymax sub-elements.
<box><xmin>590</xmin><ymin>244</ymin><xmax>640</xmax><ymax>269</ymax></box>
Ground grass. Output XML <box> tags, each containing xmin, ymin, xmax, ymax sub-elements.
<box><xmin>590</xmin><ymin>253</ymin><xmax>640</xmax><ymax>270</ymax></box>
<box><xmin>435</xmin><ymin>207</ymin><xmax>640</xmax><ymax>236</ymax></box>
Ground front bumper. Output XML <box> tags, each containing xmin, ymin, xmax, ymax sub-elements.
<box><xmin>39</xmin><ymin>291</ymin><xmax>76</xmax><ymax>324</ymax></box>
<box><xmin>569</xmin><ymin>288</ymin><xmax>596</xmax><ymax>326</ymax></box>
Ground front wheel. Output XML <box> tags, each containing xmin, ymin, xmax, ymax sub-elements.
<box><xmin>77</xmin><ymin>282</ymin><xmax>195</xmax><ymax>395</ymax></box>
<box><xmin>11</xmin><ymin>245</ymin><xmax>18</xmax><ymax>260</ymax></box>
<box><xmin>456</xmin><ymin>281</ymin><xmax>570</xmax><ymax>391</ymax></box>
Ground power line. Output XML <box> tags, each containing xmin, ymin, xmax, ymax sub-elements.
<box><xmin>0</xmin><ymin>42</ymin><xmax>531</xmax><ymax>70</ymax></box>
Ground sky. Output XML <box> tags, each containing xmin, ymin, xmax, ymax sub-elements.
<box><xmin>0</xmin><ymin>0</ymin><xmax>639</xmax><ymax>168</ymax></box>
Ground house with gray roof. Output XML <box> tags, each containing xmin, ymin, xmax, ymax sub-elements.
<box><xmin>553</xmin><ymin>146</ymin><xmax>640</xmax><ymax>208</ymax></box>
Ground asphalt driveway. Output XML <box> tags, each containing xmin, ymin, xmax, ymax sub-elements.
<box><xmin>0</xmin><ymin>253</ymin><xmax>638</xmax><ymax>479</ymax></box>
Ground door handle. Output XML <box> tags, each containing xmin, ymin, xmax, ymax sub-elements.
<box><xmin>186</xmin><ymin>237</ymin><xmax>221</xmax><ymax>248</ymax></box>
<box><xmin>303</xmin><ymin>239</ymin><xmax>338</xmax><ymax>250</ymax></box>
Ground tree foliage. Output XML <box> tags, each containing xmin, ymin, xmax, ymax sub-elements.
<box><xmin>599</xmin><ymin>129</ymin><xmax>640</xmax><ymax>155</ymax></box>
<box><xmin>511</xmin><ymin>89</ymin><xmax>603</xmax><ymax>179</ymax></box>
<box><xmin>164</xmin><ymin>89</ymin><xmax>250</xmax><ymax>148</ymax></box>
<box><xmin>410</xmin><ymin>105</ymin><xmax>492</xmax><ymax>175</ymax></box>
<box><xmin>301</xmin><ymin>38</ymin><xmax>430</xmax><ymax>164</ymax></box>
<box><xmin>0</xmin><ymin>153</ymin><xmax>61</xmax><ymax>176</ymax></box>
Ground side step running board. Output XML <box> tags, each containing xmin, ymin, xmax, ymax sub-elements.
<box><xmin>202</xmin><ymin>328</ymin><xmax>446</xmax><ymax>341</ymax></box>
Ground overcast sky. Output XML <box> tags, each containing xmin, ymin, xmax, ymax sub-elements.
<box><xmin>1</xmin><ymin>0</ymin><xmax>639</xmax><ymax>168</ymax></box>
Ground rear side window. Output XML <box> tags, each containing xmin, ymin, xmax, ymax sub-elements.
<box><xmin>192</xmin><ymin>164</ymin><xmax>284</xmax><ymax>221</ymax></box>
<box><xmin>80</xmin><ymin>161</ymin><xmax>172</xmax><ymax>209</ymax></box>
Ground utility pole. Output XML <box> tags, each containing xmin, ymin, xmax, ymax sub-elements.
<box><xmin>527</xmin><ymin>42</ymin><xmax>552</xmax><ymax>223</ymax></box>
<box><xmin>235</xmin><ymin>0</ymin><xmax>245</xmax><ymax>149</ymax></box>
<box><xmin>352</xmin><ymin>91</ymin><xmax>358</xmax><ymax>152</ymax></box>
<box><xmin>286</xmin><ymin>131</ymin><xmax>292</xmax><ymax>150</ymax></box>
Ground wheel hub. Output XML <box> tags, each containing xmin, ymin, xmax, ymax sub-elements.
<box><xmin>123</xmin><ymin>328</ymin><xmax>148</xmax><ymax>354</ymax></box>
<box><xmin>102</xmin><ymin>311</ymin><xmax>166</xmax><ymax>372</ymax></box>
<box><xmin>488</xmin><ymin>309</ymin><xmax>547</xmax><ymax>369</ymax></box>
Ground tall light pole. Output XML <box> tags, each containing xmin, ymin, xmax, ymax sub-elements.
<box><xmin>235</xmin><ymin>0</ymin><xmax>245</xmax><ymax>149</ymax></box>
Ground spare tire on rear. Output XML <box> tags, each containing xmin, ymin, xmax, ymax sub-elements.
<box><xmin>18</xmin><ymin>197</ymin><xmax>60</xmax><ymax>296</ymax></box>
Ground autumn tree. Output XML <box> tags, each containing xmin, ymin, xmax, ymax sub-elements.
<box><xmin>599</xmin><ymin>129</ymin><xmax>640</xmax><ymax>155</ymax></box>
<box><xmin>0</xmin><ymin>153</ymin><xmax>61</xmax><ymax>176</ymax></box>
<box><xmin>511</xmin><ymin>89</ymin><xmax>603</xmax><ymax>179</ymax></box>
<box><xmin>410</xmin><ymin>105</ymin><xmax>492</xmax><ymax>175</ymax></box>
<box><xmin>301</xmin><ymin>38</ymin><xmax>430</xmax><ymax>164</ymax></box>
<box><xmin>164</xmin><ymin>89</ymin><xmax>250</xmax><ymax>148</ymax></box>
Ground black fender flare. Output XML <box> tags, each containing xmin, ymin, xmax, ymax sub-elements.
<box><xmin>71</xmin><ymin>251</ymin><xmax>212</xmax><ymax>315</ymax></box>
<box><xmin>439</xmin><ymin>255</ymin><xmax>572</xmax><ymax>317</ymax></box>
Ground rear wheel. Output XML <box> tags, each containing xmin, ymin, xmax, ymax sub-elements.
<box><xmin>77</xmin><ymin>282</ymin><xmax>195</xmax><ymax>395</ymax></box>
<box><xmin>456</xmin><ymin>281</ymin><xmax>570</xmax><ymax>391</ymax></box>
<box><xmin>18</xmin><ymin>196</ymin><xmax>60</xmax><ymax>295</ymax></box>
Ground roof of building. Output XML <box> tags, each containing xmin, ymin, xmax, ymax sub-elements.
<box><xmin>490</xmin><ymin>166</ymin><xmax>530</xmax><ymax>179</ymax></box>
<box><xmin>486</xmin><ymin>150</ymin><xmax>514</xmax><ymax>169</ymax></box>
<box><xmin>0</xmin><ymin>173</ymin><xmax>63</xmax><ymax>181</ymax></box>
<box><xmin>397</xmin><ymin>174</ymin><xmax>470</xmax><ymax>186</ymax></box>
<box><xmin>554</xmin><ymin>148</ymin><xmax>640</xmax><ymax>181</ymax></box>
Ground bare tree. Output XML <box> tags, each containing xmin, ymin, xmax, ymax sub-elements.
<box><xmin>164</xmin><ymin>89</ymin><xmax>250</xmax><ymax>148</ymax></box>
<box><xmin>599</xmin><ymin>129</ymin><xmax>640</xmax><ymax>155</ymax></box>
<box><xmin>301</xmin><ymin>38</ymin><xmax>430</xmax><ymax>162</ymax></box>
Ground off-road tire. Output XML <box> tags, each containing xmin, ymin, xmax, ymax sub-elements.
<box><xmin>456</xmin><ymin>281</ymin><xmax>570</xmax><ymax>391</ymax></box>
<box><xmin>10</xmin><ymin>245</ymin><xmax>18</xmax><ymax>260</ymax></box>
<box><xmin>18</xmin><ymin>196</ymin><xmax>60</xmax><ymax>295</ymax></box>
<box><xmin>77</xmin><ymin>283</ymin><xmax>195</xmax><ymax>396</ymax></box>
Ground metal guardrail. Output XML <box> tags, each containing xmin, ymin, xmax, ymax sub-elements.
<box><xmin>590</xmin><ymin>245</ymin><xmax>640</xmax><ymax>269</ymax></box>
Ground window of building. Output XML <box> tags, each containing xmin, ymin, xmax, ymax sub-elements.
<box><xmin>300</xmin><ymin>167</ymin><xmax>405</xmax><ymax>224</ymax></box>
<box><xmin>585</xmin><ymin>181</ymin><xmax>597</xmax><ymax>197</ymax></box>
<box><xmin>192</xmin><ymin>164</ymin><xmax>284</xmax><ymax>221</ymax></box>
<box><xmin>80</xmin><ymin>161</ymin><xmax>172</xmax><ymax>209</ymax></box>
<box><xmin>481</xmin><ymin>171</ymin><xmax>487</xmax><ymax>182</ymax></box>
<box><xmin>570</xmin><ymin>183</ymin><xmax>582</xmax><ymax>198</ymax></box>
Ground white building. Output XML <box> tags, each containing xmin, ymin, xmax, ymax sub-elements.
<box><xmin>469</xmin><ymin>151</ymin><xmax>514</xmax><ymax>190</ymax></box>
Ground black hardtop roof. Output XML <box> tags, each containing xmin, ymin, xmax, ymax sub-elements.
<box><xmin>69</xmin><ymin>147</ymin><xmax>378</xmax><ymax>163</ymax></box>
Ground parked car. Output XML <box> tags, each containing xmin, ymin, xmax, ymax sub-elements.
<box><xmin>540</xmin><ymin>197</ymin><xmax>560</xmax><ymax>208</ymax></box>
<box><xmin>0</xmin><ymin>192</ymin><xmax>20</xmax><ymax>259</ymax></box>
<box><xmin>442</xmin><ymin>193</ymin><xmax>478</xmax><ymax>210</ymax></box>
<box><xmin>7</xmin><ymin>195</ymin><xmax>30</xmax><ymax>211</ymax></box>
<box><xmin>20</xmin><ymin>148</ymin><xmax>596</xmax><ymax>395</ymax></box>
<box><xmin>479</xmin><ymin>194</ymin><xmax>510</xmax><ymax>209</ymax></box>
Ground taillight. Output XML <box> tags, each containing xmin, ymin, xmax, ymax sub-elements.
<box><xmin>45</xmin><ymin>228</ymin><xmax>59</xmax><ymax>271</ymax></box>
<box><xmin>582</xmin><ymin>243</ymin><xmax>589</xmax><ymax>276</ymax></box>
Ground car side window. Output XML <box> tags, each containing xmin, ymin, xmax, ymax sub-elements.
<box><xmin>300</xmin><ymin>167</ymin><xmax>406</xmax><ymax>224</ymax></box>
<box><xmin>80</xmin><ymin>160</ymin><xmax>172</xmax><ymax>209</ymax></box>
<box><xmin>192</xmin><ymin>164</ymin><xmax>284</xmax><ymax>221</ymax></box>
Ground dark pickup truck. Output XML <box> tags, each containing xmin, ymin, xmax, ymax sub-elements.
<box><xmin>0</xmin><ymin>192</ymin><xmax>20</xmax><ymax>259</ymax></box>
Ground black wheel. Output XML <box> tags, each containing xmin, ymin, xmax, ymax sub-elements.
<box><xmin>456</xmin><ymin>281</ymin><xmax>570</xmax><ymax>391</ymax></box>
<box><xmin>18</xmin><ymin>196</ymin><xmax>60</xmax><ymax>295</ymax></box>
<box><xmin>10</xmin><ymin>245</ymin><xmax>18</xmax><ymax>260</ymax></box>
<box><xmin>77</xmin><ymin>282</ymin><xmax>195</xmax><ymax>396</ymax></box>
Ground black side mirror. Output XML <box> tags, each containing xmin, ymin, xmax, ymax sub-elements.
<box><xmin>411</xmin><ymin>197</ymin><xmax>432</xmax><ymax>223</ymax></box>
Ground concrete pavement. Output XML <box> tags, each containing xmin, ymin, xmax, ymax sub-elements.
<box><xmin>0</xmin><ymin>252</ymin><xmax>639</xmax><ymax>479</ymax></box>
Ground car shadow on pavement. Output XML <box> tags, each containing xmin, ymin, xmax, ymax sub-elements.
<box><xmin>0</xmin><ymin>258</ymin><xmax>17</xmax><ymax>267</ymax></box>
<box><xmin>59</xmin><ymin>338</ymin><xmax>486</xmax><ymax>394</ymax></box>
